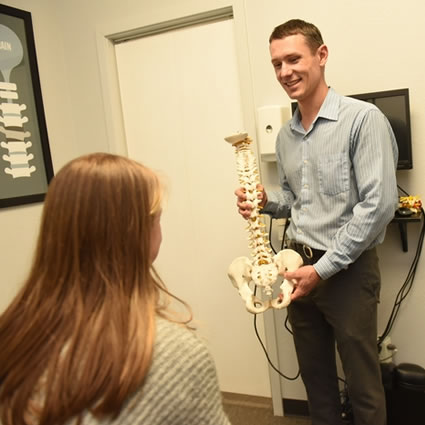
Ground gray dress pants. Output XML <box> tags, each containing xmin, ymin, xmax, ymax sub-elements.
<box><xmin>287</xmin><ymin>248</ymin><xmax>387</xmax><ymax>425</ymax></box>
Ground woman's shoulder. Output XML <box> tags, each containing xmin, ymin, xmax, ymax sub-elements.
<box><xmin>154</xmin><ymin>317</ymin><xmax>211</xmax><ymax>363</ymax></box>
<box><xmin>78</xmin><ymin>318</ymin><xmax>230</xmax><ymax>425</ymax></box>
<box><xmin>117</xmin><ymin>318</ymin><xmax>230</xmax><ymax>425</ymax></box>
<box><xmin>150</xmin><ymin>317</ymin><xmax>220</xmax><ymax>396</ymax></box>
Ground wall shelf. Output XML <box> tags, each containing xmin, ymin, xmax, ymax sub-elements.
<box><xmin>391</xmin><ymin>212</ymin><xmax>423</xmax><ymax>252</ymax></box>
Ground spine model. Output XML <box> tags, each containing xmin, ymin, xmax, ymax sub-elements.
<box><xmin>225</xmin><ymin>132</ymin><xmax>302</xmax><ymax>314</ymax></box>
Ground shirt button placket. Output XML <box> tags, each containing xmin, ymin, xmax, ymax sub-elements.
<box><xmin>299</xmin><ymin>136</ymin><xmax>310</xmax><ymax>229</ymax></box>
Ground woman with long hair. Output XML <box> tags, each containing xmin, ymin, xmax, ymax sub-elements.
<box><xmin>0</xmin><ymin>153</ymin><xmax>231</xmax><ymax>425</ymax></box>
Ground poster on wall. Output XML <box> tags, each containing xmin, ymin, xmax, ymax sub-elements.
<box><xmin>0</xmin><ymin>4</ymin><xmax>53</xmax><ymax>208</ymax></box>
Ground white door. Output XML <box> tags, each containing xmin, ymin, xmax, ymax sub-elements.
<box><xmin>115</xmin><ymin>18</ymin><xmax>271</xmax><ymax>397</ymax></box>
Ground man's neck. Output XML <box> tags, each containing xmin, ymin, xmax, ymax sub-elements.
<box><xmin>298</xmin><ymin>84</ymin><xmax>329</xmax><ymax>131</ymax></box>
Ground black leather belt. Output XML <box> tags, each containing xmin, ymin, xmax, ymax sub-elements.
<box><xmin>288</xmin><ymin>241</ymin><xmax>326</xmax><ymax>264</ymax></box>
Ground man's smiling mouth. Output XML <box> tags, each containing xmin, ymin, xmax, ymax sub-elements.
<box><xmin>285</xmin><ymin>79</ymin><xmax>301</xmax><ymax>87</ymax></box>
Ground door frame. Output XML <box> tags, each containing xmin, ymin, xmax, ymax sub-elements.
<box><xmin>94</xmin><ymin>4</ymin><xmax>285</xmax><ymax>416</ymax></box>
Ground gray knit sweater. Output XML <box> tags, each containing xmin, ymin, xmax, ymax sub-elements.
<box><xmin>80</xmin><ymin>318</ymin><xmax>232</xmax><ymax>425</ymax></box>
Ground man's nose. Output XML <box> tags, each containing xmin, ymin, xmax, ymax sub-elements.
<box><xmin>279</xmin><ymin>64</ymin><xmax>292</xmax><ymax>79</ymax></box>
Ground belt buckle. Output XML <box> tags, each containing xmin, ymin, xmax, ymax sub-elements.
<box><xmin>302</xmin><ymin>244</ymin><xmax>313</xmax><ymax>259</ymax></box>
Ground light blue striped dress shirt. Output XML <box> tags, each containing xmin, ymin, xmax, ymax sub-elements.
<box><xmin>263</xmin><ymin>88</ymin><xmax>399</xmax><ymax>279</ymax></box>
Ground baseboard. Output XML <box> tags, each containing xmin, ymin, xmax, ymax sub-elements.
<box><xmin>221</xmin><ymin>392</ymin><xmax>310</xmax><ymax>418</ymax></box>
<box><xmin>221</xmin><ymin>392</ymin><xmax>273</xmax><ymax>409</ymax></box>
<box><xmin>282</xmin><ymin>398</ymin><xmax>309</xmax><ymax>417</ymax></box>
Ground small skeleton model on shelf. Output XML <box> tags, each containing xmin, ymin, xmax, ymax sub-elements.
<box><xmin>225</xmin><ymin>132</ymin><xmax>303</xmax><ymax>314</ymax></box>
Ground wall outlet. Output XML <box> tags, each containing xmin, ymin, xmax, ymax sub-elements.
<box><xmin>379</xmin><ymin>336</ymin><xmax>397</xmax><ymax>363</ymax></box>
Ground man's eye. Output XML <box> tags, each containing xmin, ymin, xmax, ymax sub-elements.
<box><xmin>273</xmin><ymin>63</ymin><xmax>281</xmax><ymax>70</ymax></box>
<box><xmin>289</xmin><ymin>57</ymin><xmax>300</xmax><ymax>64</ymax></box>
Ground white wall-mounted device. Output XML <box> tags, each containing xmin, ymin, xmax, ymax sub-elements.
<box><xmin>257</xmin><ymin>105</ymin><xmax>290</xmax><ymax>161</ymax></box>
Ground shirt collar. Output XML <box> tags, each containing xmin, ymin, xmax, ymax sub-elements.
<box><xmin>290</xmin><ymin>87</ymin><xmax>340</xmax><ymax>132</ymax></box>
<box><xmin>317</xmin><ymin>87</ymin><xmax>339</xmax><ymax>121</ymax></box>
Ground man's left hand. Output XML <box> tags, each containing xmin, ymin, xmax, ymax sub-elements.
<box><xmin>284</xmin><ymin>265</ymin><xmax>321</xmax><ymax>301</ymax></box>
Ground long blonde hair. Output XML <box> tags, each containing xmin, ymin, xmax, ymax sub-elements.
<box><xmin>0</xmin><ymin>153</ymin><xmax>190</xmax><ymax>425</ymax></box>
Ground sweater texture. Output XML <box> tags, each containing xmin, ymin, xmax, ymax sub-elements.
<box><xmin>78</xmin><ymin>318</ymin><xmax>231</xmax><ymax>425</ymax></box>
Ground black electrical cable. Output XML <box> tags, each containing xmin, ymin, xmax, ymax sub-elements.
<box><xmin>282</xmin><ymin>217</ymin><xmax>291</xmax><ymax>250</ymax></box>
<box><xmin>259</xmin><ymin>216</ymin><xmax>356</xmax><ymax>387</ymax></box>
<box><xmin>253</xmin><ymin>288</ymin><xmax>300</xmax><ymax>381</ymax></box>
<box><xmin>267</xmin><ymin>185</ymin><xmax>423</xmax><ymax>349</ymax></box>
<box><xmin>378</xmin><ymin>185</ymin><xmax>424</xmax><ymax>346</ymax></box>
<box><xmin>340</xmin><ymin>379</ymin><xmax>354</xmax><ymax>423</ymax></box>
<box><xmin>268</xmin><ymin>215</ymin><xmax>277</xmax><ymax>255</ymax></box>
<box><xmin>265</xmin><ymin>211</ymin><xmax>388</xmax><ymax>419</ymax></box>
<box><xmin>269</xmin><ymin>217</ymin><xmax>295</xmax><ymax>337</ymax></box>
<box><xmin>253</xmin><ymin>216</ymin><xmax>300</xmax><ymax>380</ymax></box>
<box><xmin>248</xmin><ymin>183</ymin><xmax>421</xmax><ymax>413</ymax></box>
<box><xmin>341</xmin><ymin>184</ymin><xmax>424</xmax><ymax>422</ymax></box>
<box><xmin>284</xmin><ymin>313</ymin><xmax>293</xmax><ymax>335</ymax></box>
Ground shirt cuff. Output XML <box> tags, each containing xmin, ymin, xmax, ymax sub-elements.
<box><xmin>261</xmin><ymin>191</ymin><xmax>290</xmax><ymax>218</ymax></box>
<box><xmin>313</xmin><ymin>254</ymin><xmax>339</xmax><ymax>280</ymax></box>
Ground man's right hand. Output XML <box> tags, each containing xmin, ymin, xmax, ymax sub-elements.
<box><xmin>234</xmin><ymin>184</ymin><xmax>267</xmax><ymax>219</ymax></box>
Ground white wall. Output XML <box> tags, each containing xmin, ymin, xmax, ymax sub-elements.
<box><xmin>1</xmin><ymin>0</ymin><xmax>425</xmax><ymax>402</ymax></box>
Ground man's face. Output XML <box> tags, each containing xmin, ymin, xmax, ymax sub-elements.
<box><xmin>269</xmin><ymin>34</ymin><xmax>327</xmax><ymax>103</ymax></box>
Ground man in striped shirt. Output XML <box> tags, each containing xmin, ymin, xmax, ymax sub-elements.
<box><xmin>236</xmin><ymin>19</ymin><xmax>398</xmax><ymax>425</ymax></box>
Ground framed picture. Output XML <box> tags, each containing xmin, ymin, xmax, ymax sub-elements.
<box><xmin>0</xmin><ymin>4</ymin><xmax>54</xmax><ymax>208</ymax></box>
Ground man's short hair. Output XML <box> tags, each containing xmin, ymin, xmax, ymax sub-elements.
<box><xmin>269</xmin><ymin>19</ymin><xmax>324</xmax><ymax>53</ymax></box>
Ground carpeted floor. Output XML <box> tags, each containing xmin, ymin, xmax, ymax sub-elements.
<box><xmin>222</xmin><ymin>392</ymin><xmax>312</xmax><ymax>425</ymax></box>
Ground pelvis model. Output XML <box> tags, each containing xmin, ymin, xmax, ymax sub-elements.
<box><xmin>225</xmin><ymin>132</ymin><xmax>303</xmax><ymax>314</ymax></box>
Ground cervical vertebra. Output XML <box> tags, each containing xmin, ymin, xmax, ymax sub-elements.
<box><xmin>225</xmin><ymin>132</ymin><xmax>302</xmax><ymax>314</ymax></box>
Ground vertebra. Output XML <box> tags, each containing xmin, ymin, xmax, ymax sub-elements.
<box><xmin>225</xmin><ymin>132</ymin><xmax>302</xmax><ymax>314</ymax></box>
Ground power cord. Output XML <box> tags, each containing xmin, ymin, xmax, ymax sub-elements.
<box><xmin>260</xmin><ymin>208</ymin><xmax>422</xmax><ymax>424</ymax></box>
<box><xmin>254</xmin><ymin>218</ymin><xmax>351</xmax><ymax>390</ymax></box>
<box><xmin>257</xmin><ymin>216</ymin><xmax>353</xmax><ymax>421</ymax></box>
<box><xmin>378</xmin><ymin>184</ymin><xmax>425</xmax><ymax>347</ymax></box>
<box><xmin>253</xmin><ymin>309</ymin><xmax>300</xmax><ymax>381</ymax></box>
<box><xmin>340</xmin><ymin>381</ymin><xmax>354</xmax><ymax>423</ymax></box>
<box><xmin>252</xmin><ymin>216</ymin><xmax>300</xmax><ymax>380</ymax></box>
<box><xmin>340</xmin><ymin>184</ymin><xmax>423</xmax><ymax>424</ymax></box>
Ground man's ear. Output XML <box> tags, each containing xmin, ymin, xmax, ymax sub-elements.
<box><xmin>317</xmin><ymin>44</ymin><xmax>329</xmax><ymax>66</ymax></box>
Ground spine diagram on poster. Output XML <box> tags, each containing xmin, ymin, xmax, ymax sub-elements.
<box><xmin>0</xmin><ymin>23</ymin><xmax>36</xmax><ymax>178</ymax></box>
